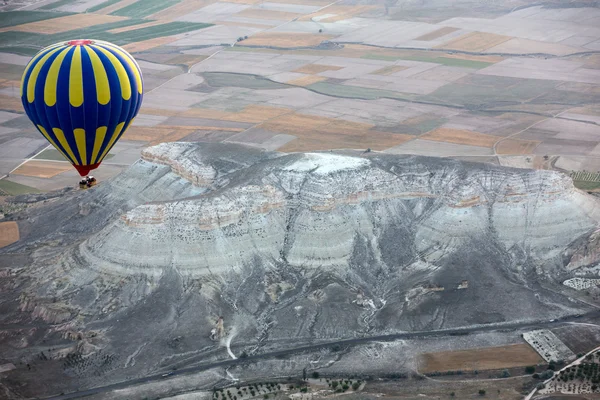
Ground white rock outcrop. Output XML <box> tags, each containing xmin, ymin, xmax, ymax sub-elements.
<box><xmin>80</xmin><ymin>142</ymin><xmax>600</xmax><ymax>277</ymax></box>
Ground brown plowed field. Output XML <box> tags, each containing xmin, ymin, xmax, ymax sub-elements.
<box><xmin>0</xmin><ymin>221</ymin><xmax>19</xmax><ymax>249</ymax></box>
<box><xmin>421</xmin><ymin>128</ymin><xmax>501</xmax><ymax>148</ymax></box>
<box><xmin>420</xmin><ymin>343</ymin><xmax>542</xmax><ymax>373</ymax></box>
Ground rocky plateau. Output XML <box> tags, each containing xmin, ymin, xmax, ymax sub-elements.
<box><xmin>1</xmin><ymin>142</ymin><xmax>600</xmax><ymax>397</ymax></box>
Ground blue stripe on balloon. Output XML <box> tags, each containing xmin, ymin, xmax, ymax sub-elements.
<box><xmin>102</xmin><ymin>45</ymin><xmax>137</xmax><ymax>133</ymax></box>
<box><xmin>80</xmin><ymin>46</ymin><xmax>99</xmax><ymax>161</ymax></box>
<box><xmin>95</xmin><ymin>46</ymin><xmax>122</xmax><ymax>159</ymax></box>
<box><xmin>33</xmin><ymin>49</ymin><xmax>67</xmax><ymax>158</ymax></box>
<box><xmin>55</xmin><ymin>47</ymin><xmax>80</xmax><ymax>164</ymax></box>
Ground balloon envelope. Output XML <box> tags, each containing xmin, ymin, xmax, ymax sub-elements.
<box><xmin>20</xmin><ymin>39</ymin><xmax>143</xmax><ymax>176</ymax></box>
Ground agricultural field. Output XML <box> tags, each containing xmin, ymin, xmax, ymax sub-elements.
<box><xmin>419</xmin><ymin>344</ymin><xmax>543</xmax><ymax>374</ymax></box>
<box><xmin>0</xmin><ymin>0</ymin><xmax>598</xmax><ymax>194</ymax></box>
<box><xmin>553</xmin><ymin>325</ymin><xmax>600</xmax><ymax>356</ymax></box>
<box><xmin>538</xmin><ymin>351</ymin><xmax>600</xmax><ymax>397</ymax></box>
<box><xmin>0</xmin><ymin>221</ymin><xmax>19</xmax><ymax>248</ymax></box>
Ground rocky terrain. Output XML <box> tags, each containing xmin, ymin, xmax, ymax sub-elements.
<box><xmin>1</xmin><ymin>142</ymin><xmax>600</xmax><ymax>397</ymax></box>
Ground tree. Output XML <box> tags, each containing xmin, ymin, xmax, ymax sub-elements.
<box><xmin>342</xmin><ymin>384</ymin><xmax>349</xmax><ymax>391</ymax></box>
<box><xmin>526</xmin><ymin>366</ymin><xmax>536</xmax><ymax>374</ymax></box>
<box><xmin>312</xmin><ymin>371</ymin><xmax>320</xmax><ymax>379</ymax></box>
<box><xmin>450</xmin><ymin>393</ymin><xmax>455</xmax><ymax>397</ymax></box>
<box><xmin>240</xmin><ymin>351</ymin><xmax>248</xmax><ymax>359</ymax></box>
<box><xmin>501</xmin><ymin>369</ymin><xmax>511</xmax><ymax>378</ymax></box>
<box><xmin>352</xmin><ymin>382</ymin><xmax>360</xmax><ymax>390</ymax></box>
<box><xmin>478</xmin><ymin>389</ymin><xmax>486</xmax><ymax>396</ymax></box>
<box><xmin>331</xmin><ymin>381</ymin><xmax>339</xmax><ymax>389</ymax></box>
<box><xmin>541</xmin><ymin>370</ymin><xmax>554</xmax><ymax>380</ymax></box>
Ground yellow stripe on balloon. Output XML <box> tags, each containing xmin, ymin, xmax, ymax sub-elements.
<box><xmin>44</xmin><ymin>46</ymin><xmax>71</xmax><ymax>107</ymax></box>
<box><xmin>74</xmin><ymin>128</ymin><xmax>87</xmax><ymax>165</ymax></box>
<box><xmin>27</xmin><ymin>46</ymin><xmax>64</xmax><ymax>103</ymax></box>
<box><xmin>100</xmin><ymin>43</ymin><xmax>142</xmax><ymax>94</ymax></box>
<box><xmin>21</xmin><ymin>43</ymin><xmax>62</xmax><ymax>98</ymax></box>
<box><xmin>37</xmin><ymin>124</ymin><xmax>71</xmax><ymax>162</ymax></box>
<box><xmin>69</xmin><ymin>46</ymin><xmax>84</xmax><ymax>107</ymax></box>
<box><xmin>91</xmin><ymin>45</ymin><xmax>131</xmax><ymax>100</ymax></box>
<box><xmin>84</xmin><ymin>45</ymin><xmax>110</xmax><ymax>105</ymax></box>
<box><xmin>91</xmin><ymin>126</ymin><xmax>107</xmax><ymax>164</ymax></box>
<box><xmin>98</xmin><ymin>122</ymin><xmax>124</xmax><ymax>162</ymax></box>
<box><xmin>52</xmin><ymin>128</ymin><xmax>79</xmax><ymax>165</ymax></box>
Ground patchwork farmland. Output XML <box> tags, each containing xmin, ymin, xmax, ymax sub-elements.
<box><xmin>0</xmin><ymin>0</ymin><xmax>598</xmax><ymax>195</ymax></box>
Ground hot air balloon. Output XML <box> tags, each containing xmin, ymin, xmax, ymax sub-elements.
<box><xmin>20</xmin><ymin>39</ymin><xmax>143</xmax><ymax>182</ymax></box>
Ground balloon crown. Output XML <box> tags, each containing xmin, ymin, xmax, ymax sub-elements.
<box><xmin>67</xmin><ymin>39</ymin><xmax>94</xmax><ymax>46</ymax></box>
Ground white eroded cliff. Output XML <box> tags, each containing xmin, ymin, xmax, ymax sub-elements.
<box><xmin>80</xmin><ymin>143</ymin><xmax>600</xmax><ymax>277</ymax></box>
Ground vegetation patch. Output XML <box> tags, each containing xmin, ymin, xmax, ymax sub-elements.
<box><xmin>0</xmin><ymin>46</ymin><xmax>39</xmax><ymax>56</ymax></box>
<box><xmin>0</xmin><ymin>11</ymin><xmax>73</xmax><ymax>29</ymax></box>
<box><xmin>38</xmin><ymin>0</ymin><xmax>74</xmax><ymax>10</ymax></box>
<box><xmin>540</xmin><ymin>352</ymin><xmax>600</xmax><ymax>395</ymax></box>
<box><xmin>308</xmin><ymin>82</ymin><xmax>413</xmax><ymax>101</ymax></box>
<box><xmin>0</xmin><ymin>179</ymin><xmax>42</xmax><ymax>196</ymax></box>
<box><xmin>87</xmin><ymin>0</ymin><xmax>122</xmax><ymax>13</ymax></box>
<box><xmin>0</xmin><ymin>19</ymin><xmax>209</xmax><ymax>50</ymax></box>
<box><xmin>0</xmin><ymin>32</ymin><xmax>42</xmax><ymax>48</ymax></box>
<box><xmin>203</xmin><ymin>72</ymin><xmax>288</xmax><ymax>90</ymax></box>
<box><xmin>112</xmin><ymin>21</ymin><xmax>211</xmax><ymax>45</ymax></box>
<box><xmin>362</xmin><ymin>54</ymin><xmax>492</xmax><ymax>69</ymax></box>
<box><xmin>573</xmin><ymin>181</ymin><xmax>600</xmax><ymax>191</ymax></box>
<box><xmin>111</xmin><ymin>0</ymin><xmax>182</xmax><ymax>19</ymax></box>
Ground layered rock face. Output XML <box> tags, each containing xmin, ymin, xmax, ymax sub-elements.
<box><xmin>81</xmin><ymin>142</ymin><xmax>600</xmax><ymax>278</ymax></box>
<box><xmin>4</xmin><ymin>142</ymin><xmax>600</xmax><ymax>393</ymax></box>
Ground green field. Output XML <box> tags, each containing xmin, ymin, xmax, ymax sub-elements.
<box><xmin>0</xmin><ymin>179</ymin><xmax>42</xmax><ymax>196</ymax></box>
<box><xmin>38</xmin><ymin>0</ymin><xmax>73</xmax><ymax>10</ymax></box>
<box><xmin>308</xmin><ymin>82</ymin><xmax>414</xmax><ymax>101</ymax></box>
<box><xmin>362</xmin><ymin>54</ymin><xmax>492</xmax><ymax>69</ymax></box>
<box><xmin>0</xmin><ymin>46</ymin><xmax>39</xmax><ymax>56</ymax></box>
<box><xmin>435</xmin><ymin>57</ymin><xmax>492</xmax><ymax>69</ymax></box>
<box><xmin>224</xmin><ymin>46</ymin><xmax>278</xmax><ymax>54</ymax></box>
<box><xmin>87</xmin><ymin>0</ymin><xmax>122</xmax><ymax>13</ymax></box>
<box><xmin>0</xmin><ymin>31</ymin><xmax>43</xmax><ymax>47</ymax></box>
<box><xmin>112</xmin><ymin>22</ymin><xmax>212</xmax><ymax>45</ymax></box>
<box><xmin>203</xmin><ymin>72</ymin><xmax>288</xmax><ymax>90</ymax></box>
<box><xmin>111</xmin><ymin>0</ymin><xmax>181</xmax><ymax>18</ymax></box>
<box><xmin>573</xmin><ymin>181</ymin><xmax>600</xmax><ymax>191</ymax></box>
<box><xmin>0</xmin><ymin>20</ymin><xmax>211</xmax><ymax>53</ymax></box>
<box><xmin>35</xmin><ymin>149</ymin><xmax>114</xmax><ymax>162</ymax></box>
<box><xmin>413</xmin><ymin>118</ymin><xmax>448</xmax><ymax>133</ymax></box>
<box><xmin>0</xmin><ymin>11</ymin><xmax>73</xmax><ymax>29</ymax></box>
<box><xmin>421</xmin><ymin>76</ymin><xmax>557</xmax><ymax>109</ymax></box>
